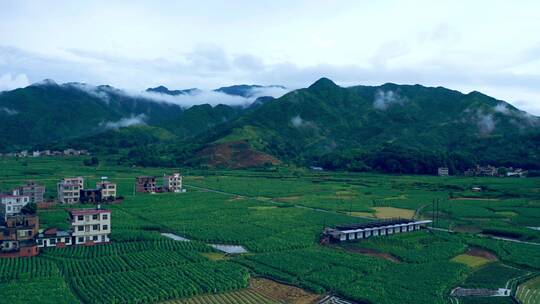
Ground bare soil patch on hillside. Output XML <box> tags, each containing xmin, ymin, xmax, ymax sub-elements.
<box><xmin>467</xmin><ymin>247</ymin><xmax>498</xmax><ymax>261</ymax></box>
<box><xmin>249</xmin><ymin>278</ymin><xmax>322</xmax><ymax>304</ymax></box>
<box><xmin>197</xmin><ymin>141</ymin><xmax>280</xmax><ymax>169</ymax></box>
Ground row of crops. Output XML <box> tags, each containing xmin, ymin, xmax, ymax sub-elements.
<box><xmin>165</xmin><ymin>289</ymin><xmax>278</xmax><ymax>304</ymax></box>
<box><xmin>0</xmin><ymin>257</ymin><xmax>60</xmax><ymax>281</ymax></box>
<box><xmin>41</xmin><ymin>239</ymin><xmax>213</xmax><ymax>259</ymax></box>
<box><xmin>235</xmin><ymin>246</ymin><xmax>467</xmax><ymax>304</ymax></box>
<box><xmin>71</xmin><ymin>262</ymin><xmax>249</xmax><ymax>304</ymax></box>
<box><xmin>352</xmin><ymin>232</ymin><xmax>467</xmax><ymax>263</ymax></box>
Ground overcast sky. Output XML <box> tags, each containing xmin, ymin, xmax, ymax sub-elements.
<box><xmin>1</xmin><ymin>0</ymin><xmax>540</xmax><ymax>114</ymax></box>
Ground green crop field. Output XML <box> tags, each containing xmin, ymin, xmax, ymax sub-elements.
<box><xmin>0</xmin><ymin>157</ymin><xmax>539</xmax><ymax>303</ymax></box>
<box><xmin>516</xmin><ymin>275</ymin><xmax>540</xmax><ymax>304</ymax></box>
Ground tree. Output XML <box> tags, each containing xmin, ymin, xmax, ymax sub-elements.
<box><xmin>21</xmin><ymin>202</ymin><xmax>37</xmax><ymax>215</ymax></box>
<box><xmin>83</xmin><ymin>156</ymin><xmax>99</xmax><ymax>166</ymax></box>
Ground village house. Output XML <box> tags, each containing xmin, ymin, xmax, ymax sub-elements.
<box><xmin>13</xmin><ymin>181</ymin><xmax>45</xmax><ymax>203</ymax></box>
<box><xmin>136</xmin><ymin>176</ymin><xmax>157</xmax><ymax>193</ymax></box>
<box><xmin>437</xmin><ymin>167</ymin><xmax>449</xmax><ymax>176</ymax></box>
<box><xmin>0</xmin><ymin>214</ymin><xmax>39</xmax><ymax>257</ymax></box>
<box><xmin>57</xmin><ymin>177</ymin><xmax>84</xmax><ymax>204</ymax></box>
<box><xmin>465</xmin><ymin>165</ymin><xmax>498</xmax><ymax>177</ymax></box>
<box><xmin>69</xmin><ymin>209</ymin><xmax>111</xmax><ymax>245</ymax></box>
<box><xmin>163</xmin><ymin>173</ymin><xmax>182</xmax><ymax>193</ymax></box>
<box><xmin>36</xmin><ymin>227</ymin><xmax>72</xmax><ymax>248</ymax></box>
<box><xmin>80</xmin><ymin>189</ymin><xmax>103</xmax><ymax>204</ymax></box>
<box><xmin>96</xmin><ymin>180</ymin><xmax>117</xmax><ymax>200</ymax></box>
<box><xmin>0</xmin><ymin>194</ymin><xmax>30</xmax><ymax>220</ymax></box>
<box><xmin>321</xmin><ymin>219</ymin><xmax>432</xmax><ymax>243</ymax></box>
<box><xmin>506</xmin><ymin>168</ymin><xmax>527</xmax><ymax>177</ymax></box>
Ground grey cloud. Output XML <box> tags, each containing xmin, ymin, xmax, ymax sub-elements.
<box><xmin>67</xmin><ymin>81</ymin><xmax>288</xmax><ymax>108</ymax></box>
<box><xmin>2</xmin><ymin>44</ymin><xmax>540</xmax><ymax>115</ymax></box>
<box><xmin>291</xmin><ymin>115</ymin><xmax>303</xmax><ymax>127</ymax></box>
<box><xmin>102</xmin><ymin>114</ymin><xmax>147</xmax><ymax>129</ymax></box>
<box><xmin>0</xmin><ymin>73</ymin><xmax>29</xmax><ymax>91</ymax></box>
<box><xmin>477</xmin><ymin>112</ymin><xmax>495</xmax><ymax>135</ymax></box>
<box><xmin>373</xmin><ymin>89</ymin><xmax>407</xmax><ymax>110</ymax></box>
<box><xmin>494</xmin><ymin>103</ymin><xmax>511</xmax><ymax>115</ymax></box>
<box><xmin>0</xmin><ymin>107</ymin><xmax>18</xmax><ymax>115</ymax></box>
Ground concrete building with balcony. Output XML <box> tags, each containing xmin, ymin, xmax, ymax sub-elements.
<box><xmin>80</xmin><ymin>189</ymin><xmax>103</xmax><ymax>204</ymax></box>
<box><xmin>69</xmin><ymin>209</ymin><xmax>111</xmax><ymax>245</ymax></box>
<box><xmin>58</xmin><ymin>177</ymin><xmax>84</xmax><ymax>204</ymax></box>
<box><xmin>0</xmin><ymin>194</ymin><xmax>30</xmax><ymax>220</ymax></box>
<box><xmin>135</xmin><ymin>176</ymin><xmax>156</xmax><ymax>193</ymax></box>
<box><xmin>163</xmin><ymin>173</ymin><xmax>182</xmax><ymax>193</ymax></box>
<box><xmin>13</xmin><ymin>181</ymin><xmax>45</xmax><ymax>203</ymax></box>
<box><xmin>0</xmin><ymin>214</ymin><xmax>39</xmax><ymax>257</ymax></box>
<box><xmin>96</xmin><ymin>181</ymin><xmax>117</xmax><ymax>200</ymax></box>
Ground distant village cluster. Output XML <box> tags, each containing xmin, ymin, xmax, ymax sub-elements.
<box><xmin>0</xmin><ymin>172</ymin><xmax>184</xmax><ymax>257</ymax></box>
<box><xmin>0</xmin><ymin>148</ymin><xmax>90</xmax><ymax>158</ymax></box>
<box><xmin>437</xmin><ymin>165</ymin><xmax>527</xmax><ymax>177</ymax></box>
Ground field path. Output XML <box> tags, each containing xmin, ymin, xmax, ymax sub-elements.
<box><xmin>184</xmin><ymin>184</ymin><xmax>373</xmax><ymax>219</ymax></box>
<box><xmin>429</xmin><ymin>227</ymin><xmax>540</xmax><ymax>246</ymax></box>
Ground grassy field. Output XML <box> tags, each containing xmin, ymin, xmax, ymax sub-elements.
<box><xmin>0</xmin><ymin>157</ymin><xmax>539</xmax><ymax>303</ymax></box>
<box><xmin>451</xmin><ymin>254</ymin><xmax>492</xmax><ymax>268</ymax></box>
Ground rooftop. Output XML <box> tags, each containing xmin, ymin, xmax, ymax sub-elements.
<box><xmin>333</xmin><ymin>218</ymin><xmax>421</xmax><ymax>231</ymax></box>
<box><xmin>69</xmin><ymin>209</ymin><xmax>110</xmax><ymax>216</ymax></box>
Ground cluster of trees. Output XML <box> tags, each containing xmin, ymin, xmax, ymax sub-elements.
<box><xmin>315</xmin><ymin>145</ymin><xmax>478</xmax><ymax>174</ymax></box>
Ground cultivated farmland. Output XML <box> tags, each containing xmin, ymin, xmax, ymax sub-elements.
<box><xmin>0</xmin><ymin>157</ymin><xmax>539</xmax><ymax>303</ymax></box>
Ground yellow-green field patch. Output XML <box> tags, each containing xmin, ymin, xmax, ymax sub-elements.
<box><xmin>201</xmin><ymin>252</ymin><xmax>228</xmax><ymax>261</ymax></box>
<box><xmin>347</xmin><ymin>211</ymin><xmax>375</xmax><ymax>218</ymax></box>
<box><xmin>275</xmin><ymin>196</ymin><xmax>301</xmax><ymax>202</ymax></box>
<box><xmin>516</xmin><ymin>275</ymin><xmax>540</xmax><ymax>304</ymax></box>
<box><xmin>495</xmin><ymin>211</ymin><xmax>518</xmax><ymax>217</ymax></box>
<box><xmin>249</xmin><ymin>206</ymin><xmax>278</xmax><ymax>211</ymax></box>
<box><xmin>384</xmin><ymin>194</ymin><xmax>408</xmax><ymax>200</ymax></box>
<box><xmin>372</xmin><ymin>207</ymin><xmax>415</xmax><ymax>219</ymax></box>
<box><xmin>451</xmin><ymin>254</ymin><xmax>492</xmax><ymax>268</ymax></box>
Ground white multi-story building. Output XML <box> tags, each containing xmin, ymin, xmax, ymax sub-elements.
<box><xmin>57</xmin><ymin>177</ymin><xmax>84</xmax><ymax>204</ymax></box>
<box><xmin>69</xmin><ymin>209</ymin><xmax>111</xmax><ymax>245</ymax></box>
<box><xmin>0</xmin><ymin>194</ymin><xmax>30</xmax><ymax>220</ymax></box>
<box><xmin>96</xmin><ymin>181</ymin><xmax>117</xmax><ymax>200</ymax></box>
<box><xmin>163</xmin><ymin>173</ymin><xmax>182</xmax><ymax>193</ymax></box>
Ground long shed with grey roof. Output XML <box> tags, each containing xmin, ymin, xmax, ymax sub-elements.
<box><xmin>322</xmin><ymin>219</ymin><xmax>432</xmax><ymax>243</ymax></box>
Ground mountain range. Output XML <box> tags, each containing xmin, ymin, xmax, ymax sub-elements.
<box><xmin>1</xmin><ymin>78</ymin><xmax>539</xmax><ymax>173</ymax></box>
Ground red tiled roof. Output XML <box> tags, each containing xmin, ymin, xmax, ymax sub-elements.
<box><xmin>68</xmin><ymin>209</ymin><xmax>111</xmax><ymax>216</ymax></box>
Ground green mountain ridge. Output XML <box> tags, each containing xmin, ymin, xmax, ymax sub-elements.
<box><xmin>1</xmin><ymin>78</ymin><xmax>539</xmax><ymax>173</ymax></box>
<box><xmin>0</xmin><ymin>82</ymin><xmax>247</xmax><ymax>151</ymax></box>
<box><xmin>185</xmin><ymin>78</ymin><xmax>540</xmax><ymax>172</ymax></box>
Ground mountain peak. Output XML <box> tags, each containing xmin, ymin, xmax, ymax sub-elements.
<box><xmin>308</xmin><ymin>77</ymin><xmax>339</xmax><ymax>90</ymax></box>
<box><xmin>146</xmin><ymin>86</ymin><xmax>199</xmax><ymax>96</ymax></box>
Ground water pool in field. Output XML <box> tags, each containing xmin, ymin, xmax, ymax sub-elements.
<box><xmin>161</xmin><ymin>233</ymin><xmax>248</xmax><ymax>253</ymax></box>
<box><xmin>161</xmin><ymin>232</ymin><xmax>190</xmax><ymax>241</ymax></box>
<box><xmin>209</xmin><ymin>244</ymin><xmax>248</xmax><ymax>254</ymax></box>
